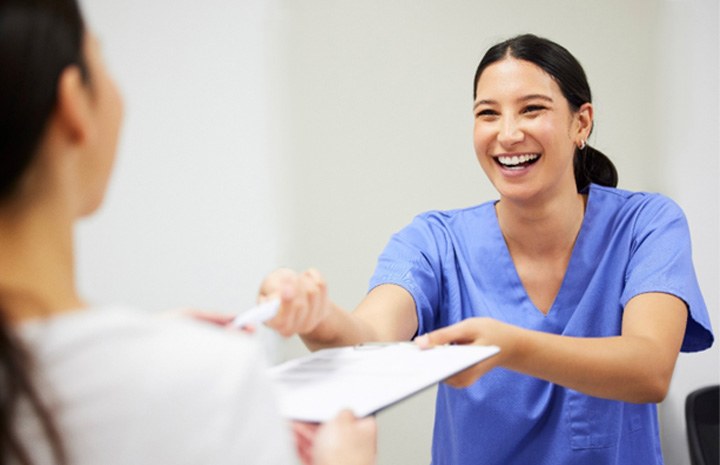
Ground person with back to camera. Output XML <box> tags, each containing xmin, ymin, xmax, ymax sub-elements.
<box><xmin>0</xmin><ymin>0</ymin><xmax>376</xmax><ymax>464</ymax></box>
<box><xmin>258</xmin><ymin>34</ymin><xmax>714</xmax><ymax>464</ymax></box>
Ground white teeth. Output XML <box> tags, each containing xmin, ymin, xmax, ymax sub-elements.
<box><xmin>497</xmin><ymin>154</ymin><xmax>539</xmax><ymax>167</ymax></box>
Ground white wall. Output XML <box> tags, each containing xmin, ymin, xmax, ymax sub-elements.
<box><xmin>76</xmin><ymin>0</ymin><xmax>281</xmax><ymax>314</ymax></box>
<box><xmin>655</xmin><ymin>2</ymin><xmax>719</xmax><ymax>464</ymax></box>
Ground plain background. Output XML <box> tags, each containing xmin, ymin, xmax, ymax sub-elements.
<box><xmin>79</xmin><ymin>1</ymin><xmax>718</xmax><ymax>464</ymax></box>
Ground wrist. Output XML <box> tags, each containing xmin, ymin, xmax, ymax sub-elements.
<box><xmin>498</xmin><ymin>322</ymin><xmax>530</xmax><ymax>369</ymax></box>
<box><xmin>299</xmin><ymin>302</ymin><xmax>344</xmax><ymax>349</ymax></box>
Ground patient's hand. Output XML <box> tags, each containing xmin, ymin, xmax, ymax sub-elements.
<box><xmin>292</xmin><ymin>420</ymin><xmax>320</xmax><ymax>465</ymax></box>
<box><xmin>312</xmin><ymin>410</ymin><xmax>377</xmax><ymax>465</ymax></box>
<box><xmin>160</xmin><ymin>308</ymin><xmax>256</xmax><ymax>334</ymax></box>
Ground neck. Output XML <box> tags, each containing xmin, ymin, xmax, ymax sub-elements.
<box><xmin>0</xmin><ymin>195</ymin><xmax>83</xmax><ymax>323</ymax></box>
<box><xmin>496</xmin><ymin>184</ymin><xmax>586</xmax><ymax>259</ymax></box>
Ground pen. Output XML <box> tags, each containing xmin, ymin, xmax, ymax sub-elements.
<box><xmin>230</xmin><ymin>299</ymin><xmax>281</xmax><ymax>329</ymax></box>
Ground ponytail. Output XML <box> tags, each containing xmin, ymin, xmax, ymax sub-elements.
<box><xmin>0</xmin><ymin>310</ymin><xmax>67</xmax><ymax>465</ymax></box>
<box><xmin>573</xmin><ymin>144</ymin><xmax>618</xmax><ymax>192</ymax></box>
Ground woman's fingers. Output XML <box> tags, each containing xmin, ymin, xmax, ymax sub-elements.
<box><xmin>415</xmin><ymin>319</ymin><xmax>486</xmax><ymax>348</ymax></box>
<box><xmin>258</xmin><ymin>267</ymin><xmax>297</xmax><ymax>298</ymax></box>
<box><xmin>415</xmin><ymin>318</ymin><xmax>509</xmax><ymax>388</ymax></box>
<box><xmin>313</xmin><ymin>411</ymin><xmax>377</xmax><ymax>465</ymax></box>
<box><xmin>443</xmin><ymin>359</ymin><xmax>497</xmax><ymax>388</ymax></box>
<box><xmin>300</xmin><ymin>268</ymin><xmax>328</xmax><ymax>333</ymax></box>
<box><xmin>291</xmin><ymin>421</ymin><xmax>320</xmax><ymax>465</ymax></box>
<box><xmin>261</xmin><ymin>267</ymin><xmax>331</xmax><ymax>337</ymax></box>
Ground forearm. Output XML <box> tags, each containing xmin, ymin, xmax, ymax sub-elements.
<box><xmin>300</xmin><ymin>302</ymin><xmax>380</xmax><ymax>351</ymax></box>
<box><xmin>509</xmin><ymin>329</ymin><xmax>678</xmax><ymax>403</ymax></box>
<box><xmin>420</xmin><ymin>294</ymin><xmax>687</xmax><ymax>403</ymax></box>
<box><xmin>261</xmin><ymin>268</ymin><xmax>418</xmax><ymax>352</ymax></box>
<box><xmin>301</xmin><ymin>284</ymin><xmax>419</xmax><ymax>351</ymax></box>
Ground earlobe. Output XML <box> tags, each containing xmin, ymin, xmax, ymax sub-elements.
<box><xmin>55</xmin><ymin>65</ymin><xmax>92</xmax><ymax>146</ymax></box>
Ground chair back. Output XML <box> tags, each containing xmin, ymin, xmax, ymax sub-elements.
<box><xmin>686</xmin><ymin>385</ymin><xmax>719</xmax><ymax>465</ymax></box>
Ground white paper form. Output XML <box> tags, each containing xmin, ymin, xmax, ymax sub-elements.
<box><xmin>267</xmin><ymin>343</ymin><xmax>500</xmax><ymax>422</ymax></box>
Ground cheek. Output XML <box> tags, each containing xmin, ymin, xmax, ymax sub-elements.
<box><xmin>473</xmin><ymin>122</ymin><xmax>492</xmax><ymax>155</ymax></box>
<box><xmin>104</xmin><ymin>78</ymin><xmax>123</xmax><ymax>134</ymax></box>
<box><xmin>534</xmin><ymin>117</ymin><xmax>572</xmax><ymax>148</ymax></box>
<box><xmin>472</xmin><ymin>128</ymin><xmax>495</xmax><ymax>174</ymax></box>
<box><xmin>100</xmin><ymin>80</ymin><xmax>124</xmax><ymax>167</ymax></box>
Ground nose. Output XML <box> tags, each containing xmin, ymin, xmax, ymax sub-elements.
<box><xmin>497</xmin><ymin>115</ymin><xmax>524</xmax><ymax>147</ymax></box>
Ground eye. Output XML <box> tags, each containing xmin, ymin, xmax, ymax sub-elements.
<box><xmin>475</xmin><ymin>108</ymin><xmax>498</xmax><ymax>119</ymax></box>
<box><xmin>522</xmin><ymin>105</ymin><xmax>546</xmax><ymax>115</ymax></box>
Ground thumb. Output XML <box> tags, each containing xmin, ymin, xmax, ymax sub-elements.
<box><xmin>414</xmin><ymin>320</ymin><xmax>478</xmax><ymax>348</ymax></box>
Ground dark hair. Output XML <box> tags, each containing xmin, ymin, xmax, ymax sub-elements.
<box><xmin>1</xmin><ymin>0</ymin><xmax>88</xmax><ymax>463</ymax></box>
<box><xmin>0</xmin><ymin>0</ymin><xmax>88</xmax><ymax>197</ymax></box>
<box><xmin>473</xmin><ymin>34</ymin><xmax>618</xmax><ymax>191</ymax></box>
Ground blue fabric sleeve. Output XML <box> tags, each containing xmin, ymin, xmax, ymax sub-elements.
<box><xmin>620</xmin><ymin>195</ymin><xmax>713</xmax><ymax>352</ymax></box>
<box><xmin>368</xmin><ymin>214</ymin><xmax>444</xmax><ymax>335</ymax></box>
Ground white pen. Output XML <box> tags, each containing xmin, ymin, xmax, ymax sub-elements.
<box><xmin>230</xmin><ymin>299</ymin><xmax>281</xmax><ymax>329</ymax></box>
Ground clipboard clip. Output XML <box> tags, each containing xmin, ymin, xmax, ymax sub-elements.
<box><xmin>353</xmin><ymin>341</ymin><xmax>417</xmax><ymax>350</ymax></box>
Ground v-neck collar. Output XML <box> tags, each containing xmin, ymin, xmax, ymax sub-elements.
<box><xmin>489</xmin><ymin>186</ymin><xmax>596</xmax><ymax>325</ymax></box>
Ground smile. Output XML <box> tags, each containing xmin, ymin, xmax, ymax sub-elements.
<box><xmin>495</xmin><ymin>153</ymin><xmax>540</xmax><ymax>170</ymax></box>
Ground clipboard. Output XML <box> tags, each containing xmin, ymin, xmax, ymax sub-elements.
<box><xmin>267</xmin><ymin>342</ymin><xmax>500</xmax><ymax>422</ymax></box>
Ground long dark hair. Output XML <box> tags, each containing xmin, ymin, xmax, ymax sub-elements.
<box><xmin>473</xmin><ymin>34</ymin><xmax>618</xmax><ymax>192</ymax></box>
<box><xmin>1</xmin><ymin>0</ymin><xmax>88</xmax><ymax>463</ymax></box>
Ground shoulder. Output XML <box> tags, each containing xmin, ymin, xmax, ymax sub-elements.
<box><xmin>23</xmin><ymin>306</ymin><xmax>271</xmax><ymax>402</ymax></box>
<box><xmin>25</xmin><ymin>306</ymin><xmax>265</xmax><ymax>371</ymax></box>
<box><xmin>406</xmin><ymin>201</ymin><xmax>497</xmax><ymax>234</ymax></box>
<box><xmin>588</xmin><ymin>184</ymin><xmax>686</xmax><ymax>228</ymax></box>
<box><xmin>589</xmin><ymin>184</ymin><xmax>683</xmax><ymax>214</ymax></box>
<box><xmin>383</xmin><ymin>202</ymin><xmax>496</xmax><ymax>254</ymax></box>
<box><xmin>20</xmin><ymin>306</ymin><xmax>291</xmax><ymax>463</ymax></box>
<box><xmin>414</xmin><ymin>201</ymin><xmax>496</xmax><ymax>223</ymax></box>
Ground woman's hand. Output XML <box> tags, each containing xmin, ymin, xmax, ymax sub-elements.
<box><xmin>258</xmin><ymin>268</ymin><xmax>333</xmax><ymax>337</ymax></box>
<box><xmin>414</xmin><ymin>317</ymin><xmax>521</xmax><ymax>388</ymax></box>
<box><xmin>312</xmin><ymin>410</ymin><xmax>377</xmax><ymax>465</ymax></box>
<box><xmin>160</xmin><ymin>308</ymin><xmax>258</xmax><ymax>334</ymax></box>
<box><xmin>416</xmin><ymin>294</ymin><xmax>687</xmax><ymax>403</ymax></box>
<box><xmin>291</xmin><ymin>420</ymin><xmax>321</xmax><ymax>465</ymax></box>
<box><xmin>292</xmin><ymin>411</ymin><xmax>377</xmax><ymax>465</ymax></box>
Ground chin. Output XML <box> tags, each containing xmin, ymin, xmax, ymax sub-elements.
<box><xmin>494</xmin><ymin>182</ymin><xmax>547</xmax><ymax>205</ymax></box>
<box><xmin>491</xmin><ymin>177</ymin><xmax>532</xmax><ymax>195</ymax></box>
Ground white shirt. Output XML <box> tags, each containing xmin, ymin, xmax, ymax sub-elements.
<box><xmin>17</xmin><ymin>306</ymin><xmax>294</xmax><ymax>464</ymax></box>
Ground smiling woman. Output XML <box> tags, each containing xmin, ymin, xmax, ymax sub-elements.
<box><xmin>472</xmin><ymin>34</ymin><xmax>617</xmax><ymax>198</ymax></box>
<box><xmin>257</xmin><ymin>33</ymin><xmax>714</xmax><ymax>465</ymax></box>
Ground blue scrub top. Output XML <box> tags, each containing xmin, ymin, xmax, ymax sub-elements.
<box><xmin>368</xmin><ymin>184</ymin><xmax>713</xmax><ymax>465</ymax></box>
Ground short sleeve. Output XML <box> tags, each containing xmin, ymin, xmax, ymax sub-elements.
<box><xmin>620</xmin><ymin>196</ymin><xmax>713</xmax><ymax>352</ymax></box>
<box><xmin>368</xmin><ymin>214</ymin><xmax>445</xmax><ymax>335</ymax></box>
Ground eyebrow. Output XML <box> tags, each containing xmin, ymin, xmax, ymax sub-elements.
<box><xmin>473</xmin><ymin>94</ymin><xmax>554</xmax><ymax>110</ymax></box>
